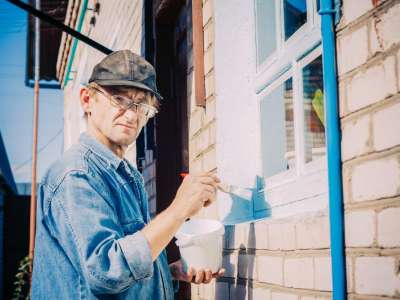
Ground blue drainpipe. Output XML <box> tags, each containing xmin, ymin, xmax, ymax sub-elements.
<box><xmin>319</xmin><ymin>0</ymin><xmax>347</xmax><ymax>299</ymax></box>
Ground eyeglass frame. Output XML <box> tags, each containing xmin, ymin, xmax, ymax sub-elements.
<box><xmin>89</xmin><ymin>85</ymin><xmax>159</xmax><ymax>119</ymax></box>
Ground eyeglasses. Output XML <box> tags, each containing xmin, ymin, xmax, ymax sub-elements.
<box><xmin>91</xmin><ymin>86</ymin><xmax>159</xmax><ymax>118</ymax></box>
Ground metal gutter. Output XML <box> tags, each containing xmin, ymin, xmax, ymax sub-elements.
<box><xmin>319</xmin><ymin>0</ymin><xmax>347</xmax><ymax>299</ymax></box>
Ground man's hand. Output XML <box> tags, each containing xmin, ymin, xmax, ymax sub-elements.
<box><xmin>170</xmin><ymin>172</ymin><xmax>220</xmax><ymax>221</ymax></box>
<box><xmin>169</xmin><ymin>260</ymin><xmax>225</xmax><ymax>284</ymax></box>
<box><xmin>141</xmin><ymin>172</ymin><xmax>220</xmax><ymax>261</ymax></box>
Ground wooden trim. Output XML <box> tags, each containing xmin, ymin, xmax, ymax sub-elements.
<box><xmin>192</xmin><ymin>0</ymin><xmax>206</xmax><ymax>107</ymax></box>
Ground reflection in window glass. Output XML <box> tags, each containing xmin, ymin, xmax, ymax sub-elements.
<box><xmin>284</xmin><ymin>0</ymin><xmax>307</xmax><ymax>40</ymax></box>
<box><xmin>255</xmin><ymin>0</ymin><xmax>277</xmax><ymax>66</ymax></box>
<box><xmin>303</xmin><ymin>56</ymin><xmax>325</xmax><ymax>163</ymax></box>
<box><xmin>261</xmin><ymin>78</ymin><xmax>295</xmax><ymax>178</ymax></box>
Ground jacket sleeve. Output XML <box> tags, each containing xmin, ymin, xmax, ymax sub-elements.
<box><xmin>44</xmin><ymin>170</ymin><xmax>153</xmax><ymax>294</ymax></box>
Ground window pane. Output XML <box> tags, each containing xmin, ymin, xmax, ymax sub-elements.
<box><xmin>255</xmin><ymin>0</ymin><xmax>277</xmax><ymax>66</ymax></box>
<box><xmin>283</xmin><ymin>0</ymin><xmax>307</xmax><ymax>40</ymax></box>
<box><xmin>261</xmin><ymin>78</ymin><xmax>295</xmax><ymax>177</ymax></box>
<box><xmin>303</xmin><ymin>56</ymin><xmax>325</xmax><ymax>163</ymax></box>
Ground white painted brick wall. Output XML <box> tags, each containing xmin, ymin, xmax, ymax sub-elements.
<box><xmin>203</xmin><ymin>146</ymin><xmax>216</xmax><ymax>171</ymax></box>
<box><xmin>372</xmin><ymin>102</ymin><xmax>400</xmax><ymax>151</ymax></box>
<box><xmin>337</xmin><ymin>25</ymin><xmax>368</xmax><ymax>75</ymax></box>
<box><xmin>369</xmin><ymin>4</ymin><xmax>400</xmax><ymax>55</ymax></box>
<box><xmin>341</xmin><ymin>114</ymin><xmax>371</xmax><ymax>161</ymax></box>
<box><xmin>202</xmin><ymin>0</ymin><xmax>213</xmax><ymax>26</ymax></box>
<box><xmin>205</xmin><ymin>96</ymin><xmax>216</xmax><ymax>124</ymax></box>
<box><xmin>351</xmin><ymin>155</ymin><xmax>400</xmax><ymax>202</ymax></box>
<box><xmin>355</xmin><ymin>256</ymin><xmax>400</xmax><ymax>296</ymax></box>
<box><xmin>269</xmin><ymin>222</ymin><xmax>296</xmax><ymax>250</ymax></box>
<box><xmin>257</xmin><ymin>255</ymin><xmax>283</xmax><ymax>285</ymax></box>
<box><xmin>204</xmin><ymin>47</ymin><xmax>214</xmax><ymax>75</ymax></box>
<box><xmin>190</xmin><ymin>109</ymin><xmax>204</xmax><ymax>136</ymax></box>
<box><xmin>342</xmin><ymin>0</ymin><xmax>373</xmax><ymax>25</ymax></box>
<box><xmin>295</xmin><ymin>216</ymin><xmax>330</xmax><ymax>249</ymax></box>
<box><xmin>284</xmin><ymin>257</ymin><xmax>314</xmax><ymax>289</ymax></box>
<box><xmin>190</xmin><ymin>157</ymin><xmax>203</xmax><ymax>173</ymax></box>
<box><xmin>314</xmin><ymin>256</ymin><xmax>332</xmax><ymax>291</ymax></box>
<box><xmin>254</xmin><ymin>220</ymin><xmax>269</xmax><ymax>249</ymax></box>
<box><xmin>346</xmin><ymin>257</ymin><xmax>354</xmax><ymax>293</ymax></box>
<box><xmin>252</xmin><ymin>287</ymin><xmax>271</xmax><ymax>300</ymax></box>
<box><xmin>344</xmin><ymin>210</ymin><xmax>375</xmax><ymax>247</ymax></box>
<box><xmin>205</xmin><ymin>71</ymin><xmax>215</xmax><ymax>99</ymax></box>
<box><xmin>377</xmin><ymin>207</ymin><xmax>400</xmax><ymax>247</ymax></box>
<box><xmin>271</xmin><ymin>291</ymin><xmax>299</xmax><ymax>300</ymax></box>
<box><xmin>397</xmin><ymin>50</ymin><xmax>400</xmax><ymax>90</ymax></box>
<box><xmin>346</xmin><ymin>56</ymin><xmax>397</xmax><ymax>113</ymax></box>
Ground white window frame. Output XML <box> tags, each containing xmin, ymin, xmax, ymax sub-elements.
<box><xmin>253</xmin><ymin>0</ymin><xmax>327</xmax><ymax>217</ymax></box>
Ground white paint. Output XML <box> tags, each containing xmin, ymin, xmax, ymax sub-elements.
<box><xmin>214</xmin><ymin>0</ymin><xmax>263</xmax><ymax>223</ymax></box>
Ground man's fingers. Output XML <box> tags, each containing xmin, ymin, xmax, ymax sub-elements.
<box><xmin>204</xmin><ymin>269</ymin><xmax>213</xmax><ymax>283</ymax></box>
<box><xmin>212</xmin><ymin>268</ymin><xmax>226</xmax><ymax>278</ymax></box>
<box><xmin>194</xmin><ymin>270</ymin><xmax>205</xmax><ymax>284</ymax></box>
<box><xmin>186</xmin><ymin>267</ymin><xmax>194</xmax><ymax>282</ymax></box>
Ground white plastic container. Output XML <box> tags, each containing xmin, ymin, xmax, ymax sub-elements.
<box><xmin>175</xmin><ymin>219</ymin><xmax>225</xmax><ymax>273</ymax></box>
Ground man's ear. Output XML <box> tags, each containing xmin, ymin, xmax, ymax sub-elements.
<box><xmin>80</xmin><ymin>87</ymin><xmax>92</xmax><ymax>115</ymax></box>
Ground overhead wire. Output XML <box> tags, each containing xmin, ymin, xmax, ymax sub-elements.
<box><xmin>12</xmin><ymin>127</ymin><xmax>64</xmax><ymax>172</ymax></box>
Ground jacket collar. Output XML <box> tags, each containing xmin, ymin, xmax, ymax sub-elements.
<box><xmin>79</xmin><ymin>132</ymin><xmax>123</xmax><ymax>170</ymax></box>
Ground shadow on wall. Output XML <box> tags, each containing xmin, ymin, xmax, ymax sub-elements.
<box><xmin>222</xmin><ymin>175</ymin><xmax>271</xmax><ymax>225</ymax></box>
<box><xmin>216</xmin><ymin>223</ymin><xmax>259</xmax><ymax>299</ymax></box>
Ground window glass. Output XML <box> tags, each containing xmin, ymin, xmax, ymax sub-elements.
<box><xmin>302</xmin><ymin>55</ymin><xmax>325</xmax><ymax>163</ymax></box>
<box><xmin>283</xmin><ymin>0</ymin><xmax>307</xmax><ymax>40</ymax></box>
<box><xmin>261</xmin><ymin>78</ymin><xmax>295</xmax><ymax>177</ymax></box>
<box><xmin>255</xmin><ymin>0</ymin><xmax>277</xmax><ymax>66</ymax></box>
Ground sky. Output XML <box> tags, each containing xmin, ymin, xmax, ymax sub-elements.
<box><xmin>0</xmin><ymin>0</ymin><xmax>63</xmax><ymax>184</ymax></box>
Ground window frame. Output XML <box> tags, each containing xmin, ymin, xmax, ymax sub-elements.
<box><xmin>253</xmin><ymin>0</ymin><xmax>327</xmax><ymax>217</ymax></box>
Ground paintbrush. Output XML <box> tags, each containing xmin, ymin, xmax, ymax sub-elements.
<box><xmin>180</xmin><ymin>173</ymin><xmax>254</xmax><ymax>201</ymax></box>
<box><xmin>217</xmin><ymin>182</ymin><xmax>253</xmax><ymax>201</ymax></box>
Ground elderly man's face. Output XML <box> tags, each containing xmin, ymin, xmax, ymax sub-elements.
<box><xmin>83</xmin><ymin>84</ymin><xmax>156</xmax><ymax>147</ymax></box>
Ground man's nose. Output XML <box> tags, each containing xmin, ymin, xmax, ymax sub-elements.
<box><xmin>123</xmin><ymin>108</ymin><xmax>138</xmax><ymax>122</ymax></box>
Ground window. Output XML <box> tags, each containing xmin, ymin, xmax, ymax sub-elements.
<box><xmin>255</xmin><ymin>0</ymin><xmax>277</xmax><ymax>66</ymax></box>
<box><xmin>283</xmin><ymin>0</ymin><xmax>307</xmax><ymax>40</ymax></box>
<box><xmin>260</xmin><ymin>76</ymin><xmax>296</xmax><ymax>178</ymax></box>
<box><xmin>255</xmin><ymin>0</ymin><xmax>327</xmax><ymax>217</ymax></box>
<box><xmin>302</xmin><ymin>55</ymin><xmax>325</xmax><ymax>164</ymax></box>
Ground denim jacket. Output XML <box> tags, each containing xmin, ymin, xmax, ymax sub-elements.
<box><xmin>31</xmin><ymin>132</ymin><xmax>175</xmax><ymax>299</ymax></box>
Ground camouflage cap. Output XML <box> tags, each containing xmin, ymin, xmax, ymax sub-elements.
<box><xmin>88</xmin><ymin>50</ymin><xmax>163</xmax><ymax>100</ymax></box>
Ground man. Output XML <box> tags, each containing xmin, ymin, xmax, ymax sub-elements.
<box><xmin>31</xmin><ymin>50</ymin><xmax>223</xmax><ymax>299</ymax></box>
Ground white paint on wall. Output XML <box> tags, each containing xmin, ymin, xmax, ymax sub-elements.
<box><xmin>214</xmin><ymin>0</ymin><xmax>264</xmax><ymax>223</ymax></box>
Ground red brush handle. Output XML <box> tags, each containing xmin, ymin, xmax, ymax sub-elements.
<box><xmin>180</xmin><ymin>172</ymin><xmax>189</xmax><ymax>178</ymax></box>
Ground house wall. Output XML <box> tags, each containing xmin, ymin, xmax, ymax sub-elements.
<box><xmin>194</xmin><ymin>0</ymin><xmax>400</xmax><ymax>300</ymax></box>
<box><xmin>338</xmin><ymin>0</ymin><xmax>400</xmax><ymax>299</ymax></box>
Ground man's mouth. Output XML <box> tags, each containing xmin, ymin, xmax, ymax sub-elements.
<box><xmin>117</xmin><ymin>123</ymin><xmax>137</xmax><ymax>130</ymax></box>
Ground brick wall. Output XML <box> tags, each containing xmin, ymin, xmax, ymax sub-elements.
<box><xmin>338</xmin><ymin>0</ymin><xmax>400</xmax><ymax>298</ymax></box>
<box><xmin>193</xmin><ymin>0</ymin><xmax>400</xmax><ymax>299</ymax></box>
<box><xmin>188</xmin><ymin>0</ymin><xmax>218</xmax><ymax>221</ymax></box>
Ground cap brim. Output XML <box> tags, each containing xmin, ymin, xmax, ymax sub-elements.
<box><xmin>93</xmin><ymin>79</ymin><xmax>164</xmax><ymax>100</ymax></box>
